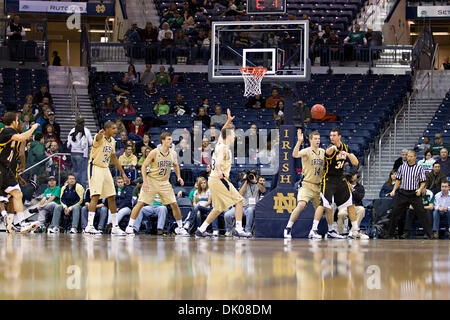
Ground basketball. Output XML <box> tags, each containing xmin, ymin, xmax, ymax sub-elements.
<box><xmin>311</xmin><ymin>104</ymin><xmax>326</xmax><ymax>120</ymax></box>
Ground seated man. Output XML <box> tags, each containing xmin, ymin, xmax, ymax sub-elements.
<box><xmin>113</xmin><ymin>75</ymin><xmax>132</xmax><ymax>98</ymax></box>
<box><xmin>432</xmin><ymin>181</ymin><xmax>450</xmax><ymax>238</ymax></box>
<box><xmin>47</xmin><ymin>174</ymin><xmax>84</xmax><ymax>233</ymax></box>
<box><xmin>118</xmin><ymin>145</ymin><xmax>138</xmax><ymax>170</ymax></box>
<box><xmin>81</xmin><ymin>187</ymin><xmax>108</xmax><ymax>233</ymax></box>
<box><xmin>404</xmin><ymin>188</ymin><xmax>434</xmax><ymax>238</ymax></box>
<box><xmin>106</xmin><ymin>176</ymin><xmax>133</xmax><ymax>230</ymax></box>
<box><xmin>134</xmin><ymin>193</ymin><xmax>168</xmax><ymax>234</ymax></box>
<box><xmin>337</xmin><ymin>172</ymin><xmax>366</xmax><ymax>234</ymax></box>
<box><xmin>36</xmin><ymin>176</ymin><xmax>61</xmax><ymax>231</ymax></box>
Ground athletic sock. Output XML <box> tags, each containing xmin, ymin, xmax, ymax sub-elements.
<box><xmin>17</xmin><ymin>212</ymin><xmax>25</xmax><ymax>226</ymax></box>
<box><xmin>1</xmin><ymin>210</ymin><xmax>7</xmax><ymax>219</ymax></box>
<box><xmin>110</xmin><ymin>212</ymin><xmax>118</xmax><ymax>227</ymax></box>
<box><xmin>128</xmin><ymin>218</ymin><xmax>135</xmax><ymax>228</ymax></box>
<box><xmin>184</xmin><ymin>221</ymin><xmax>191</xmax><ymax>229</ymax></box>
<box><xmin>350</xmin><ymin>221</ymin><xmax>359</xmax><ymax>232</ymax></box>
<box><xmin>199</xmin><ymin>221</ymin><xmax>209</xmax><ymax>232</ymax></box>
<box><xmin>287</xmin><ymin>221</ymin><xmax>294</xmax><ymax>229</ymax></box>
<box><xmin>312</xmin><ymin>219</ymin><xmax>319</xmax><ymax>231</ymax></box>
<box><xmin>87</xmin><ymin>212</ymin><xmax>95</xmax><ymax>227</ymax></box>
<box><xmin>176</xmin><ymin>220</ymin><xmax>183</xmax><ymax>228</ymax></box>
<box><xmin>235</xmin><ymin>220</ymin><xmax>243</xmax><ymax>231</ymax></box>
<box><xmin>328</xmin><ymin>224</ymin><xmax>334</xmax><ymax>231</ymax></box>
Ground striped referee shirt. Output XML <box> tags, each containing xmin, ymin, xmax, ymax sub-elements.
<box><xmin>396</xmin><ymin>162</ymin><xmax>427</xmax><ymax>191</ymax></box>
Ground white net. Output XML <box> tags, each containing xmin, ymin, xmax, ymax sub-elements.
<box><xmin>240</xmin><ymin>67</ymin><xmax>267</xmax><ymax>97</ymax></box>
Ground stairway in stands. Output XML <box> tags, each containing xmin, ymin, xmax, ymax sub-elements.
<box><xmin>48</xmin><ymin>66</ymin><xmax>97</xmax><ymax>141</ymax></box>
<box><xmin>363</xmin><ymin>70</ymin><xmax>450</xmax><ymax>199</ymax></box>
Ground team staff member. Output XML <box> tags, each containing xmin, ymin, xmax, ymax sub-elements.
<box><xmin>388</xmin><ymin>150</ymin><xmax>433</xmax><ymax>239</ymax></box>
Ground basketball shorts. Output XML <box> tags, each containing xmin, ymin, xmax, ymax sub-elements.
<box><xmin>138</xmin><ymin>180</ymin><xmax>176</xmax><ymax>205</ymax></box>
<box><xmin>208</xmin><ymin>176</ymin><xmax>243</xmax><ymax>212</ymax></box>
<box><xmin>320</xmin><ymin>176</ymin><xmax>353</xmax><ymax>210</ymax></box>
<box><xmin>88</xmin><ymin>163</ymin><xmax>116</xmax><ymax>199</ymax></box>
<box><xmin>0</xmin><ymin>164</ymin><xmax>19</xmax><ymax>202</ymax></box>
<box><xmin>297</xmin><ymin>181</ymin><xmax>321</xmax><ymax>209</ymax></box>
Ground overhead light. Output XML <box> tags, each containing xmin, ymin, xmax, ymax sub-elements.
<box><xmin>24</xmin><ymin>28</ymin><xmax>31</xmax><ymax>32</ymax></box>
<box><xmin>89</xmin><ymin>30</ymin><xmax>113</xmax><ymax>33</ymax></box>
<box><xmin>101</xmin><ymin>37</ymin><xmax>109</xmax><ymax>43</ymax></box>
<box><xmin>108</xmin><ymin>18</ymin><xmax>115</xmax><ymax>22</ymax></box>
<box><xmin>410</xmin><ymin>32</ymin><xmax>450</xmax><ymax>36</ymax></box>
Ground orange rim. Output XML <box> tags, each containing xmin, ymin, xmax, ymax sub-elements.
<box><xmin>240</xmin><ymin>67</ymin><xmax>267</xmax><ymax>77</ymax></box>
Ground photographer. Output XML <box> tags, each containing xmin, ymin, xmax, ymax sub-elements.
<box><xmin>224</xmin><ymin>169</ymin><xmax>266</xmax><ymax>236</ymax></box>
<box><xmin>337</xmin><ymin>171</ymin><xmax>366</xmax><ymax>234</ymax></box>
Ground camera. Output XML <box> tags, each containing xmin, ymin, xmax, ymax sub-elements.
<box><xmin>243</xmin><ymin>169</ymin><xmax>258</xmax><ymax>183</ymax></box>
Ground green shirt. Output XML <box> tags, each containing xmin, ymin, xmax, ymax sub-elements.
<box><xmin>431</xmin><ymin>143</ymin><xmax>450</xmax><ymax>156</ymax></box>
<box><xmin>156</xmin><ymin>72</ymin><xmax>169</xmax><ymax>85</ymax></box>
<box><xmin>43</xmin><ymin>186</ymin><xmax>61</xmax><ymax>204</ymax></box>
<box><xmin>133</xmin><ymin>186</ymin><xmax>141</xmax><ymax>198</ymax></box>
<box><xmin>348</xmin><ymin>31</ymin><xmax>366</xmax><ymax>44</ymax></box>
<box><xmin>422</xmin><ymin>190</ymin><xmax>434</xmax><ymax>207</ymax></box>
<box><xmin>154</xmin><ymin>103</ymin><xmax>170</xmax><ymax>116</ymax></box>
<box><xmin>0</xmin><ymin>123</ymin><xmax>4</xmax><ymax>129</ymax></box>
<box><xmin>189</xmin><ymin>188</ymin><xmax>197</xmax><ymax>201</ymax></box>
<box><xmin>153</xmin><ymin>194</ymin><xmax>162</xmax><ymax>206</ymax></box>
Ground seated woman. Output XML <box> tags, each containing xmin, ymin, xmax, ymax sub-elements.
<box><xmin>379</xmin><ymin>170</ymin><xmax>397</xmax><ymax>199</ymax></box>
<box><xmin>117</xmin><ymin>98</ymin><xmax>136</xmax><ymax>115</ymax></box>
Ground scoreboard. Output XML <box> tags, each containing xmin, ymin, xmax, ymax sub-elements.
<box><xmin>246</xmin><ymin>0</ymin><xmax>286</xmax><ymax>14</ymax></box>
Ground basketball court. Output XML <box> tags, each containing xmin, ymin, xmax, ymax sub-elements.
<box><xmin>0</xmin><ymin>234</ymin><xmax>448</xmax><ymax>300</ymax></box>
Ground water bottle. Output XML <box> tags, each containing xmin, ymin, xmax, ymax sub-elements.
<box><xmin>371</xmin><ymin>228</ymin><xmax>378</xmax><ymax>239</ymax></box>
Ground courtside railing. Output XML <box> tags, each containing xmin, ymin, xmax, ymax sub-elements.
<box><xmin>21</xmin><ymin>153</ymin><xmax>71</xmax><ymax>186</ymax></box>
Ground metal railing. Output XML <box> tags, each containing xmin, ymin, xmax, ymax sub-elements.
<box><xmin>21</xmin><ymin>153</ymin><xmax>71</xmax><ymax>186</ymax></box>
<box><xmin>67</xmin><ymin>66</ymin><xmax>80</xmax><ymax>119</ymax></box>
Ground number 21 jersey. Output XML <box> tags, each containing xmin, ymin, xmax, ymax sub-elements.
<box><xmin>89</xmin><ymin>134</ymin><xmax>116</xmax><ymax>168</ymax></box>
<box><xmin>148</xmin><ymin>147</ymin><xmax>178</xmax><ymax>182</ymax></box>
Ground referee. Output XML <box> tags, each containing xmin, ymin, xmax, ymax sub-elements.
<box><xmin>387</xmin><ymin>150</ymin><xmax>433</xmax><ymax>239</ymax></box>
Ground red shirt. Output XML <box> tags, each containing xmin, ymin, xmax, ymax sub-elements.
<box><xmin>128</xmin><ymin>123</ymin><xmax>145</xmax><ymax>137</ymax></box>
<box><xmin>117</xmin><ymin>105</ymin><xmax>136</xmax><ymax>115</ymax></box>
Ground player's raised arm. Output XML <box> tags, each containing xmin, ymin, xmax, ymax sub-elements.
<box><xmin>293</xmin><ymin>129</ymin><xmax>307</xmax><ymax>158</ymax></box>
<box><xmin>221</xmin><ymin>108</ymin><xmax>235</xmax><ymax>131</ymax></box>
<box><xmin>95</xmin><ymin>129</ymin><xmax>105</xmax><ymax>141</ymax></box>
<box><xmin>110</xmin><ymin>152</ymin><xmax>130</xmax><ymax>185</ymax></box>
<box><xmin>12</xmin><ymin>123</ymin><xmax>40</xmax><ymax>142</ymax></box>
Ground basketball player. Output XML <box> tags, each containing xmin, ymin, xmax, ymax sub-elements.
<box><xmin>84</xmin><ymin>121</ymin><xmax>131</xmax><ymax>235</ymax></box>
<box><xmin>0</xmin><ymin>112</ymin><xmax>40</xmax><ymax>233</ymax></box>
<box><xmin>195</xmin><ymin>109</ymin><xmax>251</xmax><ymax>238</ymax></box>
<box><xmin>125</xmin><ymin>132</ymin><xmax>189</xmax><ymax>236</ymax></box>
<box><xmin>284</xmin><ymin>129</ymin><xmax>344</xmax><ymax>239</ymax></box>
<box><xmin>308</xmin><ymin>128</ymin><xmax>369</xmax><ymax>239</ymax></box>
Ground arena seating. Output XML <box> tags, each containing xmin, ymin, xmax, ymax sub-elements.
<box><xmin>419</xmin><ymin>90</ymin><xmax>450</xmax><ymax>145</ymax></box>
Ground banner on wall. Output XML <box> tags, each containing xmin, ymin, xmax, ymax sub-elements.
<box><xmin>19</xmin><ymin>1</ymin><xmax>87</xmax><ymax>13</ymax></box>
<box><xmin>417</xmin><ymin>6</ymin><xmax>450</xmax><ymax>18</ymax></box>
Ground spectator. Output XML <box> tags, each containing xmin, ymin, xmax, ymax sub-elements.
<box><xmin>123</xmin><ymin>22</ymin><xmax>142</xmax><ymax>43</ymax></box>
<box><xmin>173</xmin><ymin>94</ymin><xmax>190</xmax><ymax>115</ymax></box>
<box><xmin>35</xmin><ymin>176</ymin><xmax>61</xmax><ymax>231</ymax></box>
<box><xmin>117</xmin><ymin>98</ymin><xmax>136</xmax><ymax>116</ymax></box>
<box><xmin>436</xmin><ymin>148</ymin><xmax>450</xmax><ymax>176</ymax></box>
<box><xmin>141</xmin><ymin>22</ymin><xmax>158</xmax><ymax>43</ymax></box>
<box><xmin>128</xmin><ymin>116</ymin><xmax>146</xmax><ymax>138</ymax></box>
<box><xmin>224</xmin><ymin>169</ymin><xmax>266</xmax><ymax>236</ymax></box>
<box><xmin>198</xmin><ymin>97</ymin><xmax>210</xmax><ymax>114</ymax></box>
<box><xmin>265</xmin><ymin>88</ymin><xmax>285</xmax><ymax>109</ymax></box>
<box><xmin>182</xmin><ymin>10</ymin><xmax>195</xmax><ymax>31</ymax></box>
<box><xmin>144</xmin><ymin>82</ymin><xmax>158</xmax><ymax>96</ymax></box>
<box><xmin>155</xmin><ymin>66</ymin><xmax>171</xmax><ymax>85</ymax></box>
<box><xmin>337</xmin><ymin>172</ymin><xmax>366</xmax><ymax>234</ymax></box>
<box><xmin>325</xmin><ymin>32</ymin><xmax>342</xmax><ymax>61</ymax></box>
<box><xmin>102</xmin><ymin>96</ymin><xmax>115</xmax><ymax>115</ymax></box>
<box><xmin>432</xmin><ymin>181</ymin><xmax>450</xmax><ymax>238</ymax></box>
<box><xmin>158</xmin><ymin>22</ymin><xmax>174</xmax><ymax>41</ymax></box>
<box><xmin>44</xmin><ymin>124</ymin><xmax>57</xmax><ymax>144</ymax></box>
<box><xmin>47</xmin><ymin>174</ymin><xmax>84</xmax><ymax>233</ymax></box>
<box><xmin>35</xmin><ymin>107</ymin><xmax>50</xmax><ymax>132</ymax></box>
<box><xmin>309</xmin><ymin>32</ymin><xmax>323</xmax><ymax>64</ymax></box>
<box><xmin>199</xmin><ymin>31</ymin><xmax>212</xmax><ymax>61</ymax></box>
<box><xmin>67</xmin><ymin>118</ymin><xmax>93</xmax><ymax>188</ymax></box>
<box><xmin>81</xmin><ymin>187</ymin><xmax>108</xmax><ymax>233</ymax></box>
<box><xmin>33</xmin><ymin>84</ymin><xmax>53</xmax><ymax>108</ymax></box>
<box><xmin>22</xmin><ymin>114</ymin><xmax>32</xmax><ymax>131</ymax></box>
<box><xmin>442</xmin><ymin>57</ymin><xmax>450</xmax><ymax>70</ymax></box>
<box><xmin>174</xmin><ymin>29</ymin><xmax>190</xmax><ymax>62</ymax></box>
<box><xmin>426</xmin><ymin>162</ymin><xmax>447</xmax><ymax>195</ymax></box>
<box><xmin>379</xmin><ymin>170</ymin><xmax>397</xmax><ymax>199</ymax></box>
<box><xmin>22</xmin><ymin>94</ymin><xmax>37</xmax><ymax>119</ymax></box>
<box><xmin>138</xmin><ymin>146</ymin><xmax>152</xmax><ymax>168</ymax></box>
<box><xmin>194</xmin><ymin>138</ymin><xmax>212</xmax><ymax>165</ymax></box>
<box><xmin>417</xmin><ymin>137</ymin><xmax>431</xmax><ymax>154</ymax></box>
<box><xmin>6</xmin><ymin>15</ymin><xmax>25</xmax><ymax>63</ymax></box>
<box><xmin>113</xmin><ymin>75</ymin><xmax>132</xmax><ymax>98</ymax></box>
<box><xmin>210</xmin><ymin>105</ymin><xmax>227</xmax><ymax>126</ymax></box>
<box><xmin>208</xmin><ymin>124</ymin><xmax>219</xmax><ymax>147</ymax></box>
<box><xmin>46</xmin><ymin>140</ymin><xmax>66</xmax><ymax>179</ymax></box>
<box><xmin>160</xmin><ymin>31</ymin><xmax>175</xmax><ymax>64</ymax></box>
<box><xmin>245</xmin><ymin>94</ymin><xmax>265</xmax><ymax>109</ymax></box>
<box><xmin>106</xmin><ymin>176</ymin><xmax>133</xmax><ymax>230</ymax></box>
<box><xmin>127</xmin><ymin>64</ymin><xmax>138</xmax><ymax>84</ymax></box>
<box><xmin>163</xmin><ymin>3</ymin><xmax>179</xmax><ymax>21</ymax></box>
<box><xmin>194</xmin><ymin>106</ymin><xmax>210</xmax><ymax>128</ymax></box>
<box><xmin>52</xmin><ymin>51</ymin><xmax>62</xmax><ymax>66</ymax></box>
<box><xmin>431</xmin><ymin>133</ymin><xmax>450</xmax><ymax>157</ymax></box>
<box><xmin>44</xmin><ymin>111</ymin><xmax>60</xmax><ymax>142</ymax></box>
<box><xmin>26</xmin><ymin>132</ymin><xmax>46</xmax><ymax>182</ymax></box>
<box><xmin>140</xmin><ymin>64</ymin><xmax>155</xmax><ymax>85</ymax></box>
<box><xmin>154</xmin><ymin>96</ymin><xmax>170</xmax><ymax>116</ymax></box>
<box><xmin>115</xmin><ymin>117</ymin><xmax>127</xmax><ymax>134</ymax></box>
<box><xmin>183</xmin><ymin>177</ymin><xmax>213</xmax><ymax>234</ymax></box>
<box><xmin>321</xmin><ymin>25</ymin><xmax>332</xmax><ymax>41</ymax></box>
<box><xmin>344</xmin><ymin>24</ymin><xmax>367</xmax><ymax>45</ymax></box>
<box><xmin>134</xmin><ymin>194</ymin><xmax>168</xmax><ymax>235</ymax></box>
<box><xmin>273</xmin><ymin>100</ymin><xmax>285</xmax><ymax>128</ymax></box>
<box><xmin>169</xmin><ymin>11</ymin><xmax>184</xmax><ymax>29</ymax></box>
<box><xmin>119</xmin><ymin>145</ymin><xmax>138</xmax><ymax>168</ymax></box>
<box><xmin>393</xmin><ymin>149</ymin><xmax>408</xmax><ymax>171</ymax></box>
<box><xmin>403</xmin><ymin>188</ymin><xmax>434</xmax><ymax>239</ymax></box>
<box><xmin>293</xmin><ymin>99</ymin><xmax>311</xmax><ymax>125</ymax></box>
<box><xmin>191</xmin><ymin>29</ymin><xmax>207</xmax><ymax>61</ymax></box>
<box><xmin>115</xmin><ymin>131</ymin><xmax>129</xmax><ymax>156</ymax></box>
<box><xmin>417</xmin><ymin>150</ymin><xmax>435</xmax><ymax>173</ymax></box>
<box><xmin>200</xmin><ymin>164</ymin><xmax>212</xmax><ymax>180</ymax></box>
<box><xmin>132</xmin><ymin>177</ymin><xmax>143</xmax><ymax>206</ymax></box>
<box><xmin>136</xmin><ymin>132</ymin><xmax>156</xmax><ymax>154</ymax></box>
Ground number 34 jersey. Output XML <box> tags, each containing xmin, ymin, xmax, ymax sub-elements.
<box><xmin>148</xmin><ymin>147</ymin><xmax>178</xmax><ymax>182</ymax></box>
<box><xmin>324</xmin><ymin>142</ymin><xmax>351</xmax><ymax>179</ymax></box>
<box><xmin>89</xmin><ymin>134</ymin><xmax>116</xmax><ymax>168</ymax></box>
<box><xmin>301</xmin><ymin>147</ymin><xmax>325</xmax><ymax>184</ymax></box>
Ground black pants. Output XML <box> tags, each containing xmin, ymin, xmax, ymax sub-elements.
<box><xmin>388</xmin><ymin>189</ymin><xmax>432</xmax><ymax>237</ymax></box>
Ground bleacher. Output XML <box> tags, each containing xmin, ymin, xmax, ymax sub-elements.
<box><xmin>419</xmin><ymin>90</ymin><xmax>450</xmax><ymax>145</ymax></box>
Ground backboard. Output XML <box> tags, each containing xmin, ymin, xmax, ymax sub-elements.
<box><xmin>208</xmin><ymin>20</ymin><xmax>310</xmax><ymax>82</ymax></box>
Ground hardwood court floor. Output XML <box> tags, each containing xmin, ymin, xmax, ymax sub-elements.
<box><xmin>0</xmin><ymin>233</ymin><xmax>449</xmax><ymax>300</ymax></box>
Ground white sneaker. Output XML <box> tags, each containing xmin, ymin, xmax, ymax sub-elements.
<box><xmin>308</xmin><ymin>229</ymin><xmax>322</xmax><ymax>239</ymax></box>
<box><xmin>84</xmin><ymin>226</ymin><xmax>101</xmax><ymax>235</ymax></box>
<box><xmin>111</xmin><ymin>226</ymin><xmax>126</xmax><ymax>236</ymax></box>
<box><xmin>212</xmin><ymin>230</ymin><xmax>219</xmax><ymax>237</ymax></box>
<box><xmin>348</xmin><ymin>230</ymin><xmax>370</xmax><ymax>240</ymax></box>
<box><xmin>69</xmin><ymin>228</ymin><xmax>78</xmax><ymax>234</ymax></box>
<box><xmin>233</xmin><ymin>229</ymin><xmax>252</xmax><ymax>238</ymax></box>
<box><xmin>125</xmin><ymin>226</ymin><xmax>135</xmax><ymax>235</ymax></box>
<box><xmin>326</xmin><ymin>229</ymin><xmax>346</xmax><ymax>239</ymax></box>
<box><xmin>284</xmin><ymin>227</ymin><xmax>292</xmax><ymax>239</ymax></box>
<box><xmin>175</xmin><ymin>227</ymin><xmax>190</xmax><ymax>237</ymax></box>
<box><xmin>46</xmin><ymin>225</ymin><xmax>59</xmax><ymax>234</ymax></box>
<box><xmin>224</xmin><ymin>230</ymin><xmax>233</xmax><ymax>237</ymax></box>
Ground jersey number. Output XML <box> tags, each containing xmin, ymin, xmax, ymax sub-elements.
<box><xmin>159</xmin><ymin>168</ymin><xmax>167</xmax><ymax>176</ymax></box>
<box><xmin>314</xmin><ymin>167</ymin><xmax>321</xmax><ymax>176</ymax></box>
<box><xmin>103</xmin><ymin>153</ymin><xmax>111</xmax><ymax>164</ymax></box>
<box><xmin>211</xmin><ymin>159</ymin><xmax>215</xmax><ymax>171</ymax></box>
<box><xmin>335</xmin><ymin>161</ymin><xmax>344</xmax><ymax>169</ymax></box>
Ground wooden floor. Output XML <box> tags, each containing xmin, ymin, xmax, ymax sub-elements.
<box><xmin>0</xmin><ymin>233</ymin><xmax>449</xmax><ymax>300</ymax></box>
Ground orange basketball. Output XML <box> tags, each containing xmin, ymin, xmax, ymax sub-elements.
<box><xmin>311</xmin><ymin>104</ymin><xmax>326</xmax><ymax>120</ymax></box>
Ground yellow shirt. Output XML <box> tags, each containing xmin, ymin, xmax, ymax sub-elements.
<box><xmin>210</xmin><ymin>142</ymin><xmax>232</xmax><ymax>178</ymax></box>
<box><xmin>147</xmin><ymin>147</ymin><xmax>178</xmax><ymax>182</ymax></box>
<box><xmin>119</xmin><ymin>153</ymin><xmax>138</xmax><ymax>166</ymax></box>
<box><xmin>301</xmin><ymin>147</ymin><xmax>325</xmax><ymax>184</ymax></box>
<box><xmin>89</xmin><ymin>134</ymin><xmax>116</xmax><ymax>168</ymax></box>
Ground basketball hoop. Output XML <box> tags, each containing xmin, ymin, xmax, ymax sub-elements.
<box><xmin>240</xmin><ymin>67</ymin><xmax>267</xmax><ymax>97</ymax></box>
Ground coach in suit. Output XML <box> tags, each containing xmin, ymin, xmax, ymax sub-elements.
<box><xmin>387</xmin><ymin>150</ymin><xmax>433</xmax><ymax>239</ymax></box>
